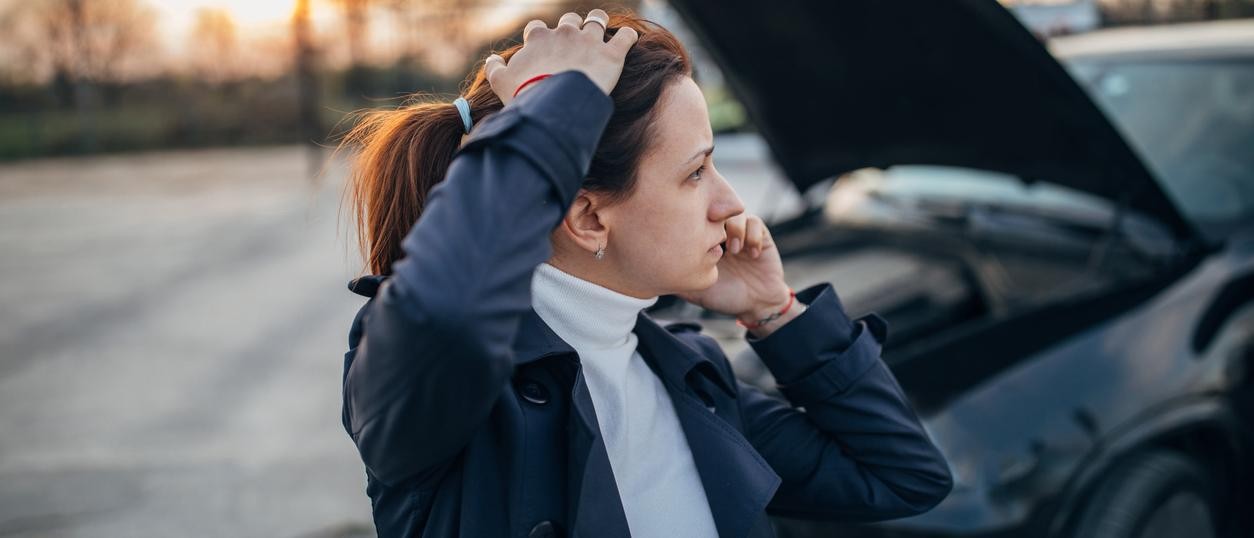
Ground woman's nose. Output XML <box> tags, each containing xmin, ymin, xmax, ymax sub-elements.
<box><xmin>710</xmin><ymin>168</ymin><xmax>745</xmax><ymax>221</ymax></box>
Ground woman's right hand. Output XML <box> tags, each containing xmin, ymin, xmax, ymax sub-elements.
<box><xmin>485</xmin><ymin>9</ymin><xmax>638</xmax><ymax>105</ymax></box>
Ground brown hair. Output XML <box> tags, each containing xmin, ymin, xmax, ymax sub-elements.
<box><xmin>340</xmin><ymin>11</ymin><xmax>692</xmax><ymax>276</ymax></box>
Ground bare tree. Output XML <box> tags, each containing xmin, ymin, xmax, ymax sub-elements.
<box><xmin>338</xmin><ymin>0</ymin><xmax>372</xmax><ymax>68</ymax></box>
<box><xmin>188</xmin><ymin>8</ymin><xmax>241</xmax><ymax>86</ymax></box>
<box><xmin>384</xmin><ymin>0</ymin><xmax>420</xmax><ymax>66</ymax></box>
<box><xmin>0</xmin><ymin>0</ymin><xmax>158</xmax><ymax>151</ymax></box>
<box><xmin>331</xmin><ymin>0</ymin><xmax>373</xmax><ymax>100</ymax></box>
<box><xmin>38</xmin><ymin>0</ymin><xmax>159</xmax><ymax>85</ymax></box>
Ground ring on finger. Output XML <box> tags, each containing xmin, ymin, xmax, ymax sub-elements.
<box><xmin>582</xmin><ymin>13</ymin><xmax>608</xmax><ymax>30</ymax></box>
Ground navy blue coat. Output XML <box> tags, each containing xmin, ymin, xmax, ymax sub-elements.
<box><xmin>341</xmin><ymin>71</ymin><xmax>953</xmax><ymax>538</ymax></box>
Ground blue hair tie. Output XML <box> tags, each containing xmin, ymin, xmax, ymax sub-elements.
<box><xmin>453</xmin><ymin>96</ymin><xmax>472</xmax><ymax>134</ymax></box>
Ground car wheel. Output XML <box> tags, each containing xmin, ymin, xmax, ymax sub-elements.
<box><xmin>1073</xmin><ymin>450</ymin><xmax>1217</xmax><ymax>538</ymax></box>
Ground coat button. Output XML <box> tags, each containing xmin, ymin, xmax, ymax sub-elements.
<box><xmin>519</xmin><ymin>381</ymin><xmax>550</xmax><ymax>405</ymax></box>
<box><xmin>528</xmin><ymin>520</ymin><xmax>560</xmax><ymax>538</ymax></box>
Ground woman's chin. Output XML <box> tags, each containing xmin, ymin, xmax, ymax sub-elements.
<box><xmin>694</xmin><ymin>266</ymin><xmax>719</xmax><ymax>290</ymax></box>
<box><xmin>664</xmin><ymin>265</ymin><xmax>718</xmax><ymax>296</ymax></box>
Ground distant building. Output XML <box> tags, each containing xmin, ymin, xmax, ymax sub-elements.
<box><xmin>1001</xmin><ymin>0</ymin><xmax>1102</xmax><ymax>38</ymax></box>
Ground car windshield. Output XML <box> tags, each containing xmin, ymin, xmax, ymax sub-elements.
<box><xmin>1063</xmin><ymin>57</ymin><xmax>1254</xmax><ymax>240</ymax></box>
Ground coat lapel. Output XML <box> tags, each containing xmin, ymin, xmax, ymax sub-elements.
<box><xmin>513</xmin><ymin>309</ymin><xmax>631</xmax><ymax>538</ymax></box>
<box><xmin>634</xmin><ymin>315</ymin><xmax>782</xmax><ymax>538</ymax></box>
<box><xmin>566</xmin><ymin>368</ymin><xmax>632</xmax><ymax>537</ymax></box>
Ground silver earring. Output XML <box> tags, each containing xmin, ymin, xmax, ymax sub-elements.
<box><xmin>594</xmin><ymin>244</ymin><xmax>605</xmax><ymax>260</ymax></box>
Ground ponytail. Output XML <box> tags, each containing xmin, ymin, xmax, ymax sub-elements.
<box><xmin>340</xmin><ymin>90</ymin><xmax>499</xmax><ymax>276</ymax></box>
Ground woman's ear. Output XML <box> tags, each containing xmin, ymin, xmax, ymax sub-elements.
<box><xmin>558</xmin><ymin>189</ymin><xmax>609</xmax><ymax>254</ymax></box>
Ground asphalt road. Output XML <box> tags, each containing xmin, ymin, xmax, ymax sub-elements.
<box><xmin>0</xmin><ymin>146</ymin><xmax>375</xmax><ymax>537</ymax></box>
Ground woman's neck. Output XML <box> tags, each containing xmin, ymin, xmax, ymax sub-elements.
<box><xmin>544</xmin><ymin>250</ymin><xmax>657</xmax><ymax>300</ymax></box>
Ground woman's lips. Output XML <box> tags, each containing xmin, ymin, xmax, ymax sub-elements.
<box><xmin>708</xmin><ymin>243</ymin><xmax>724</xmax><ymax>256</ymax></box>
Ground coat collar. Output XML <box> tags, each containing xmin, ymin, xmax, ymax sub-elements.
<box><xmin>631</xmin><ymin>313</ymin><xmax>738</xmax><ymax>398</ymax></box>
<box><xmin>512</xmin><ymin>307</ymin><xmax>576</xmax><ymax>363</ymax></box>
<box><xmin>349</xmin><ymin>273</ymin><xmax>733</xmax><ymax>397</ymax></box>
<box><xmin>512</xmin><ymin>306</ymin><xmax>736</xmax><ymax>398</ymax></box>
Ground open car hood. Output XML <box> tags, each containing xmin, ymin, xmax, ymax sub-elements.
<box><xmin>667</xmin><ymin>0</ymin><xmax>1199</xmax><ymax>244</ymax></box>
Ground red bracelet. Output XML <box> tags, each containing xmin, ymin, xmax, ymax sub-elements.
<box><xmin>736</xmin><ymin>288</ymin><xmax>797</xmax><ymax>330</ymax></box>
<box><xmin>513</xmin><ymin>73</ymin><xmax>553</xmax><ymax>98</ymax></box>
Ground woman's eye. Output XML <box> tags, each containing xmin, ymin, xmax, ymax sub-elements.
<box><xmin>688</xmin><ymin>165</ymin><xmax>706</xmax><ymax>182</ymax></box>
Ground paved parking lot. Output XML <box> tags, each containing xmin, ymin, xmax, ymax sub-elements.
<box><xmin>0</xmin><ymin>146</ymin><xmax>374</xmax><ymax>537</ymax></box>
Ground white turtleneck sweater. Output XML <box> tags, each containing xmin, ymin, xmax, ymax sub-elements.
<box><xmin>530</xmin><ymin>262</ymin><xmax>719</xmax><ymax>538</ymax></box>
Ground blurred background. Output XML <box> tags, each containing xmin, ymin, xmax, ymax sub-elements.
<box><xmin>0</xmin><ymin>0</ymin><xmax>1251</xmax><ymax>536</ymax></box>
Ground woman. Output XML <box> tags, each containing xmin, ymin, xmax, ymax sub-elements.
<box><xmin>339</xmin><ymin>9</ymin><xmax>952</xmax><ymax>537</ymax></box>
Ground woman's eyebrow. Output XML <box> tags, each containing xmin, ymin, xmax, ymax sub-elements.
<box><xmin>682</xmin><ymin>145</ymin><xmax>715</xmax><ymax>166</ymax></box>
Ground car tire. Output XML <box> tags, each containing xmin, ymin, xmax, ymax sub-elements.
<box><xmin>1072</xmin><ymin>450</ymin><xmax>1218</xmax><ymax>538</ymax></box>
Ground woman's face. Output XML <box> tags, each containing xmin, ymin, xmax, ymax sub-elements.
<box><xmin>579</xmin><ymin>75</ymin><xmax>746</xmax><ymax>298</ymax></box>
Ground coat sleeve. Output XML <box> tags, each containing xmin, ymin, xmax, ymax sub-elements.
<box><xmin>342</xmin><ymin>71</ymin><xmax>613</xmax><ymax>486</ymax></box>
<box><xmin>736</xmin><ymin>282</ymin><xmax>954</xmax><ymax>521</ymax></box>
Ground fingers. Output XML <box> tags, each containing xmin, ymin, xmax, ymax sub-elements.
<box><xmin>743</xmin><ymin>216</ymin><xmax>766</xmax><ymax>258</ymax></box>
<box><xmin>557</xmin><ymin>12</ymin><xmax>583</xmax><ymax>32</ymax></box>
<box><xmin>606</xmin><ymin>25</ymin><xmax>639</xmax><ymax>56</ymax></box>
<box><xmin>725</xmin><ymin>214</ymin><xmax>746</xmax><ymax>255</ymax></box>
<box><xmin>484</xmin><ymin>54</ymin><xmax>506</xmax><ymax>87</ymax></box>
<box><xmin>583</xmin><ymin>9</ymin><xmax>608</xmax><ymax>36</ymax></box>
<box><xmin>743</xmin><ymin>216</ymin><xmax>761</xmax><ymax>257</ymax></box>
<box><xmin>725</xmin><ymin>215</ymin><xmax>770</xmax><ymax>258</ymax></box>
<box><xmin>523</xmin><ymin>19</ymin><xmax>548</xmax><ymax>42</ymax></box>
<box><xmin>501</xmin><ymin>9</ymin><xmax>638</xmax><ymax>99</ymax></box>
<box><xmin>585</xmin><ymin>8</ymin><xmax>609</xmax><ymax>25</ymax></box>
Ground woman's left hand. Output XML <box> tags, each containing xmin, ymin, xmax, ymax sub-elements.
<box><xmin>678</xmin><ymin>213</ymin><xmax>791</xmax><ymax>320</ymax></box>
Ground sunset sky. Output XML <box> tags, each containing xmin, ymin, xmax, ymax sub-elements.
<box><xmin>157</xmin><ymin>0</ymin><xmax>296</xmax><ymax>30</ymax></box>
<box><xmin>0</xmin><ymin>0</ymin><xmax>640</xmax><ymax>82</ymax></box>
<box><xmin>151</xmin><ymin>0</ymin><xmax>548</xmax><ymax>73</ymax></box>
<box><xmin>154</xmin><ymin>0</ymin><xmax>341</xmax><ymax>60</ymax></box>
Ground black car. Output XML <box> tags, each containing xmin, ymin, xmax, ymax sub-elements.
<box><xmin>656</xmin><ymin>3</ymin><xmax>1254</xmax><ymax>537</ymax></box>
